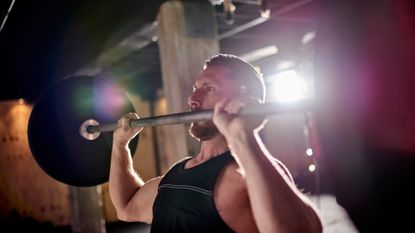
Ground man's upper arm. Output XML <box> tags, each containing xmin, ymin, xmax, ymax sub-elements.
<box><xmin>122</xmin><ymin>176</ymin><xmax>162</xmax><ymax>223</ymax></box>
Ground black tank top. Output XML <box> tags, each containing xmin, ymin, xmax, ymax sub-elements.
<box><xmin>151</xmin><ymin>151</ymin><xmax>235</xmax><ymax>233</ymax></box>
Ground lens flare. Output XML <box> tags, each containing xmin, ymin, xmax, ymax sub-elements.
<box><xmin>268</xmin><ymin>70</ymin><xmax>309</xmax><ymax>102</ymax></box>
<box><xmin>94</xmin><ymin>82</ymin><xmax>127</xmax><ymax>119</ymax></box>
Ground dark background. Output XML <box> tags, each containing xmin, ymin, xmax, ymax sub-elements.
<box><xmin>0</xmin><ymin>0</ymin><xmax>317</xmax><ymax>103</ymax></box>
<box><xmin>0</xmin><ymin>0</ymin><xmax>166</xmax><ymax>102</ymax></box>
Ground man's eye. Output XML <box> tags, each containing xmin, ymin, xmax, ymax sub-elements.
<box><xmin>206</xmin><ymin>86</ymin><xmax>215</xmax><ymax>92</ymax></box>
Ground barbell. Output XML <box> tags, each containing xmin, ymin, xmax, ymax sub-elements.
<box><xmin>28</xmin><ymin>75</ymin><xmax>313</xmax><ymax>187</ymax></box>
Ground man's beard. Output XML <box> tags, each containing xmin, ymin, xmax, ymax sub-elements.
<box><xmin>189</xmin><ymin>121</ymin><xmax>219</xmax><ymax>141</ymax></box>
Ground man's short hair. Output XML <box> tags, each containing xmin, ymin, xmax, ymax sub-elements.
<box><xmin>204</xmin><ymin>54</ymin><xmax>266</xmax><ymax>103</ymax></box>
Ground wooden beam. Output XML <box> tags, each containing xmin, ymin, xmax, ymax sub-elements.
<box><xmin>156</xmin><ymin>1</ymin><xmax>219</xmax><ymax>172</ymax></box>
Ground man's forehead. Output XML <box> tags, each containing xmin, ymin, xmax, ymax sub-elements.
<box><xmin>195</xmin><ymin>65</ymin><xmax>233</xmax><ymax>83</ymax></box>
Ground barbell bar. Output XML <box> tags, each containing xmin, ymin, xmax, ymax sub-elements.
<box><xmin>82</xmin><ymin>100</ymin><xmax>313</xmax><ymax>140</ymax></box>
<box><xmin>28</xmin><ymin>75</ymin><xmax>313</xmax><ymax>187</ymax></box>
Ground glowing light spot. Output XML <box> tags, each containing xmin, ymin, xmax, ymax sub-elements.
<box><xmin>260</xmin><ymin>9</ymin><xmax>270</xmax><ymax>19</ymax></box>
<box><xmin>306</xmin><ymin>148</ymin><xmax>313</xmax><ymax>156</ymax></box>
<box><xmin>302</xmin><ymin>31</ymin><xmax>316</xmax><ymax>45</ymax></box>
<box><xmin>308</xmin><ymin>164</ymin><xmax>316</xmax><ymax>172</ymax></box>
<box><xmin>268</xmin><ymin>70</ymin><xmax>309</xmax><ymax>102</ymax></box>
<box><xmin>276</xmin><ymin>60</ymin><xmax>295</xmax><ymax>70</ymax></box>
<box><xmin>73</xmin><ymin>80</ymin><xmax>129</xmax><ymax>121</ymax></box>
<box><xmin>18</xmin><ymin>98</ymin><xmax>24</xmax><ymax>104</ymax></box>
<box><xmin>95</xmin><ymin>84</ymin><xmax>127</xmax><ymax>118</ymax></box>
<box><xmin>74</xmin><ymin>86</ymin><xmax>93</xmax><ymax>116</ymax></box>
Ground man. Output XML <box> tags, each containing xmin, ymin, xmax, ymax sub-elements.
<box><xmin>109</xmin><ymin>54</ymin><xmax>322</xmax><ymax>233</ymax></box>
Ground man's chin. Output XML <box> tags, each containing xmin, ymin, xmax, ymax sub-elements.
<box><xmin>189</xmin><ymin>123</ymin><xmax>219</xmax><ymax>141</ymax></box>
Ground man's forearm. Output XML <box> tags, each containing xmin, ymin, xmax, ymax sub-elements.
<box><xmin>109</xmin><ymin>143</ymin><xmax>144</xmax><ymax>212</ymax></box>
<box><xmin>227</xmin><ymin>131</ymin><xmax>323</xmax><ymax>233</ymax></box>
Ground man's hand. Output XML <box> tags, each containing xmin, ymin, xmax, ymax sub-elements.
<box><xmin>212</xmin><ymin>96</ymin><xmax>267</xmax><ymax>139</ymax></box>
<box><xmin>113</xmin><ymin>112</ymin><xmax>143</xmax><ymax>146</ymax></box>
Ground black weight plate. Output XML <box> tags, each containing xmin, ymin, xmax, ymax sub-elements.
<box><xmin>28</xmin><ymin>75</ymin><xmax>138</xmax><ymax>186</ymax></box>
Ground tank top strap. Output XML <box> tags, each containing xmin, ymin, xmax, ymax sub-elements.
<box><xmin>160</xmin><ymin>151</ymin><xmax>234</xmax><ymax>191</ymax></box>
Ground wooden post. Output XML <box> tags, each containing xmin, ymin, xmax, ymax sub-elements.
<box><xmin>156</xmin><ymin>1</ymin><xmax>219</xmax><ymax>172</ymax></box>
<box><xmin>70</xmin><ymin>186</ymin><xmax>106</xmax><ymax>233</ymax></box>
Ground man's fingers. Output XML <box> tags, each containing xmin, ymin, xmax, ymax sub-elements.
<box><xmin>225</xmin><ymin>101</ymin><xmax>245</xmax><ymax>114</ymax></box>
<box><xmin>117</xmin><ymin>112</ymin><xmax>141</xmax><ymax>131</ymax></box>
<box><xmin>214</xmin><ymin>98</ymin><xmax>228</xmax><ymax>113</ymax></box>
<box><xmin>222</xmin><ymin>95</ymin><xmax>247</xmax><ymax>115</ymax></box>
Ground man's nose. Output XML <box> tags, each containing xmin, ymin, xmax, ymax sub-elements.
<box><xmin>188</xmin><ymin>91</ymin><xmax>201</xmax><ymax>109</ymax></box>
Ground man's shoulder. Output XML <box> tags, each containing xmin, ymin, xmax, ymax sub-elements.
<box><xmin>220</xmin><ymin>160</ymin><xmax>246</xmax><ymax>187</ymax></box>
<box><xmin>165</xmin><ymin>156</ymin><xmax>193</xmax><ymax>171</ymax></box>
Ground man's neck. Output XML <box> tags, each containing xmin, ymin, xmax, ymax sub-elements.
<box><xmin>197</xmin><ymin>134</ymin><xmax>229</xmax><ymax>161</ymax></box>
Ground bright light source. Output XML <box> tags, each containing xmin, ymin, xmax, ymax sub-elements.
<box><xmin>152</xmin><ymin>36</ymin><xmax>158</xmax><ymax>42</ymax></box>
<box><xmin>18</xmin><ymin>98</ymin><xmax>24</xmax><ymax>104</ymax></box>
<box><xmin>308</xmin><ymin>164</ymin><xmax>316</xmax><ymax>172</ymax></box>
<box><xmin>306</xmin><ymin>148</ymin><xmax>313</xmax><ymax>156</ymax></box>
<box><xmin>268</xmin><ymin>70</ymin><xmax>309</xmax><ymax>102</ymax></box>
<box><xmin>276</xmin><ymin>60</ymin><xmax>295</xmax><ymax>70</ymax></box>
<box><xmin>260</xmin><ymin>9</ymin><xmax>271</xmax><ymax>18</ymax></box>
<box><xmin>302</xmin><ymin>31</ymin><xmax>316</xmax><ymax>45</ymax></box>
<box><xmin>209</xmin><ymin>0</ymin><xmax>224</xmax><ymax>5</ymax></box>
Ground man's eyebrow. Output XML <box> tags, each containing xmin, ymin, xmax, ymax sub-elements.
<box><xmin>194</xmin><ymin>80</ymin><xmax>215</xmax><ymax>88</ymax></box>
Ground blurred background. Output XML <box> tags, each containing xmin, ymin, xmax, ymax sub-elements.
<box><xmin>2</xmin><ymin>0</ymin><xmax>414</xmax><ymax>232</ymax></box>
